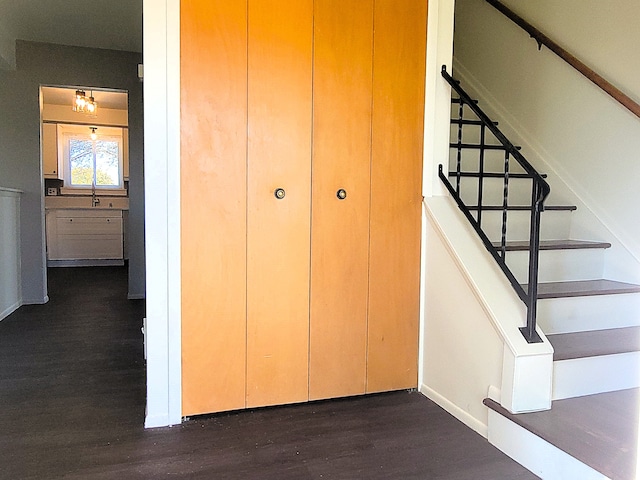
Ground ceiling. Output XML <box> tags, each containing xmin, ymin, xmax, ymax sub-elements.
<box><xmin>42</xmin><ymin>86</ymin><xmax>128</xmax><ymax>110</ymax></box>
<box><xmin>0</xmin><ymin>0</ymin><xmax>142</xmax><ymax>53</ymax></box>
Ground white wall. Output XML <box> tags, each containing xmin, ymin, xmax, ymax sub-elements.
<box><xmin>453</xmin><ymin>0</ymin><xmax>640</xmax><ymax>266</ymax></box>
<box><xmin>0</xmin><ymin>188</ymin><xmax>22</xmax><ymax>320</ymax></box>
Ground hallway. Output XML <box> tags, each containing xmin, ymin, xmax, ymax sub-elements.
<box><xmin>0</xmin><ymin>267</ymin><xmax>536</xmax><ymax>479</ymax></box>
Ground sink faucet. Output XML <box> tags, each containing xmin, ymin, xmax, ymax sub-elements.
<box><xmin>92</xmin><ymin>182</ymin><xmax>100</xmax><ymax>207</ymax></box>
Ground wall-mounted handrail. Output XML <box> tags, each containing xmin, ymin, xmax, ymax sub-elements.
<box><xmin>485</xmin><ymin>0</ymin><xmax>640</xmax><ymax>120</ymax></box>
<box><xmin>441</xmin><ymin>66</ymin><xmax>546</xmax><ymax>344</ymax></box>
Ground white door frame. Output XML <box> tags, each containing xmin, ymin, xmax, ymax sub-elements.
<box><xmin>143</xmin><ymin>0</ymin><xmax>182</xmax><ymax>428</ymax></box>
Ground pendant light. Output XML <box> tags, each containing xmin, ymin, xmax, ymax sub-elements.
<box><xmin>72</xmin><ymin>89</ymin><xmax>98</xmax><ymax>116</ymax></box>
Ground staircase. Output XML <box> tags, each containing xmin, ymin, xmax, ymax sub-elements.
<box><xmin>445</xmin><ymin>73</ymin><xmax>640</xmax><ymax>479</ymax></box>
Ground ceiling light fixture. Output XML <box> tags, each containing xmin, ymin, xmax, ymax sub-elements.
<box><xmin>90</xmin><ymin>127</ymin><xmax>97</xmax><ymax>140</ymax></box>
<box><xmin>73</xmin><ymin>89</ymin><xmax>98</xmax><ymax>116</ymax></box>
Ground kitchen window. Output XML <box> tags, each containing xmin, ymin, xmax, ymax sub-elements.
<box><xmin>58</xmin><ymin>125</ymin><xmax>125</xmax><ymax>191</ymax></box>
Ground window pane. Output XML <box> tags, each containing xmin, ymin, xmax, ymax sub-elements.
<box><xmin>95</xmin><ymin>140</ymin><xmax>120</xmax><ymax>186</ymax></box>
<box><xmin>69</xmin><ymin>139</ymin><xmax>93</xmax><ymax>186</ymax></box>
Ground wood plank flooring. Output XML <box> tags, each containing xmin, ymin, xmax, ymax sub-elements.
<box><xmin>0</xmin><ymin>266</ymin><xmax>537</xmax><ymax>479</ymax></box>
<box><xmin>485</xmin><ymin>389</ymin><xmax>639</xmax><ymax>480</ymax></box>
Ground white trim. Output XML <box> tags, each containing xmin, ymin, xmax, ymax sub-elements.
<box><xmin>166</xmin><ymin>0</ymin><xmax>182</xmax><ymax>424</ymax></box>
<box><xmin>487</xmin><ymin>409</ymin><xmax>610</xmax><ymax>480</ymax></box>
<box><xmin>0</xmin><ymin>187</ymin><xmax>23</xmax><ymax>195</ymax></box>
<box><xmin>143</xmin><ymin>0</ymin><xmax>182</xmax><ymax>429</ymax></box>
<box><xmin>0</xmin><ymin>301</ymin><xmax>21</xmax><ymax>322</ymax></box>
<box><xmin>421</xmin><ymin>383</ymin><xmax>488</xmax><ymax>437</ymax></box>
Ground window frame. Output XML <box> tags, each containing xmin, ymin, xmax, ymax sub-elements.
<box><xmin>57</xmin><ymin>124</ymin><xmax>125</xmax><ymax>191</ymax></box>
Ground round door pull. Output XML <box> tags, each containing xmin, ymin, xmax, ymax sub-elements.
<box><xmin>274</xmin><ymin>188</ymin><xmax>286</xmax><ymax>199</ymax></box>
<box><xmin>336</xmin><ymin>189</ymin><xmax>347</xmax><ymax>200</ymax></box>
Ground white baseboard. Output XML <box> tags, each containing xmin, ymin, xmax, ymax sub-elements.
<box><xmin>144</xmin><ymin>412</ymin><xmax>172</xmax><ymax>429</ymax></box>
<box><xmin>420</xmin><ymin>383</ymin><xmax>488</xmax><ymax>437</ymax></box>
<box><xmin>0</xmin><ymin>300</ymin><xmax>21</xmax><ymax>322</ymax></box>
<box><xmin>21</xmin><ymin>296</ymin><xmax>49</xmax><ymax>305</ymax></box>
<box><xmin>487</xmin><ymin>409</ymin><xmax>609</xmax><ymax>479</ymax></box>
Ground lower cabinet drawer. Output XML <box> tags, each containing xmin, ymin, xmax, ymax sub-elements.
<box><xmin>56</xmin><ymin>216</ymin><xmax>122</xmax><ymax>235</ymax></box>
<box><xmin>53</xmin><ymin>234</ymin><xmax>124</xmax><ymax>260</ymax></box>
<box><xmin>46</xmin><ymin>210</ymin><xmax>125</xmax><ymax>261</ymax></box>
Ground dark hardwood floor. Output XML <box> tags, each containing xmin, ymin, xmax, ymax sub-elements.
<box><xmin>0</xmin><ymin>266</ymin><xmax>537</xmax><ymax>479</ymax></box>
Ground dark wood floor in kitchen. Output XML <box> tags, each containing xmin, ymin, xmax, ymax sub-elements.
<box><xmin>0</xmin><ymin>266</ymin><xmax>537</xmax><ymax>480</ymax></box>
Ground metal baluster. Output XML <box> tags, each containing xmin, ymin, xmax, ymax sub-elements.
<box><xmin>477</xmin><ymin>124</ymin><xmax>486</xmax><ymax>227</ymax></box>
<box><xmin>456</xmin><ymin>99</ymin><xmax>464</xmax><ymax>196</ymax></box>
<box><xmin>520</xmin><ymin>180</ymin><xmax>543</xmax><ymax>343</ymax></box>
<box><xmin>501</xmin><ymin>150</ymin><xmax>510</xmax><ymax>258</ymax></box>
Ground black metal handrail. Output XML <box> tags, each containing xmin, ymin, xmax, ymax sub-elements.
<box><xmin>440</xmin><ymin>65</ymin><xmax>549</xmax><ymax>343</ymax></box>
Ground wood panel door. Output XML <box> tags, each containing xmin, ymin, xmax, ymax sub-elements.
<box><xmin>367</xmin><ymin>0</ymin><xmax>427</xmax><ymax>393</ymax></box>
<box><xmin>246</xmin><ymin>0</ymin><xmax>314</xmax><ymax>408</ymax></box>
<box><xmin>309</xmin><ymin>0</ymin><xmax>374</xmax><ymax>401</ymax></box>
<box><xmin>181</xmin><ymin>0</ymin><xmax>249</xmax><ymax>416</ymax></box>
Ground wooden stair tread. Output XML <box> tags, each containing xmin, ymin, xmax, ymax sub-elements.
<box><xmin>492</xmin><ymin>239</ymin><xmax>611</xmax><ymax>252</ymax></box>
<box><xmin>525</xmin><ymin>279</ymin><xmax>640</xmax><ymax>299</ymax></box>
<box><xmin>448</xmin><ymin>171</ymin><xmax>548</xmax><ymax>179</ymax></box>
<box><xmin>547</xmin><ymin>326</ymin><xmax>640</xmax><ymax>361</ymax></box>
<box><xmin>484</xmin><ymin>389</ymin><xmax>639</xmax><ymax>480</ymax></box>
<box><xmin>467</xmin><ymin>204</ymin><xmax>576</xmax><ymax>211</ymax></box>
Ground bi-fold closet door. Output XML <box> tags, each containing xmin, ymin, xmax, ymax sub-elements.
<box><xmin>181</xmin><ymin>0</ymin><xmax>426</xmax><ymax>417</ymax></box>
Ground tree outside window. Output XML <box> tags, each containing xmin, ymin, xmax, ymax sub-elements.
<box><xmin>59</xmin><ymin>125</ymin><xmax>124</xmax><ymax>189</ymax></box>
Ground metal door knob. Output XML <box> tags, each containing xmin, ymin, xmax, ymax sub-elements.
<box><xmin>336</xmin><ymin>189</ymin><xmax>347</xmax><ymax>200</ymax></box>
<box><xmin>274</xmin><ymin>188</ymin><xmax>286</xmax><ymax>199</ymax></box>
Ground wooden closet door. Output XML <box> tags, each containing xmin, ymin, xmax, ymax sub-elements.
<box><xmin>309</xmin><ymin>0</ymin><xmax>374</xmax><ymax>401</ymax></box>
<box><xmin>246</xmin><ymin>0</ymin><xmax>313</xmax><ymax>408</ymax></box>
<box><xmin>367</xmin><ymin>0</ymin><xmax>427</xmax><ymax>393</ymax></box>
<box><xmin>181</xmin><ymin>0</ymin><xmax>248</xmax><ymax>415</ymax></box>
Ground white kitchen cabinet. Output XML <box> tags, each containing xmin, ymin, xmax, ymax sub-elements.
<box><xmin>42</xmin><ymin>123</ymin><xmax>59</xmax><ymax>178</ymax></box>
<box><xmin>46</xmin><ymin>209</ymin><xmax>123</xmax><ymax>262</ymax></box>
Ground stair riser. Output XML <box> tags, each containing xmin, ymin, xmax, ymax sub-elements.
<box><xmin>504</xmin><ymin>249</ymin><xmax>605</xmax><ymax>284</ymax></box>
<box><xmin>537</xmin><ymin>293</ymin><xmax>640</xmax><ymax>334</ymax></box>
<box><xmin>552</xmin><ymin>352</ymin><xmax>640</xmax><ymax>400</ymax></box>
<box><xmin>479</xmin><ymin>210</ymin><xmax>572</xmax><ymax>243</ymax></box>
<box><xmin>449</xmin><ymin>149</ymin><xmax>525</xmax><ymax>175</ymax></box>
<box><xmin>450</xmin><ymin>104</ymin><xmax>479</xmax><ymax>121</ymax></box>
<box><xmin>453</xmin><ymin>177</ymin><xmax>535</xmax><ymax>206</ymax></box>
<box><xmin>486</xmin><ymin>410</ymin><xmax>609</xmax><ymax>480</ymax></box>
<box><xmin>449</xmin><ymin>124</ymin><xmax>504</xmax><ymax>145</ymax></box>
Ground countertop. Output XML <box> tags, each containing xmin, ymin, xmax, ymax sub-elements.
<box><xmin>45</xmin><ymin>196</ymin><xmax>129</xmax><ymax>210</ymax></box>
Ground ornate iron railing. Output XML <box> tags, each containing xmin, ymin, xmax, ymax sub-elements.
<box><xmin>440</xmin><ymin>65</ymin><xmax>549</xmax><ymax>343</ymax></box>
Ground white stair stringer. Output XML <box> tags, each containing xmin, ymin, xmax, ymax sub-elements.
<box><xmin>486</xmin><ymin>408</ymin><xmax>610</xmax><ymax>480</ymax></box>
<box><xmin>552</xmin><ymin>351</ymin><xmax>640</xmax><ymax>401</ymax></box>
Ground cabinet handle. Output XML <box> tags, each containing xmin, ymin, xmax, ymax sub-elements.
<box><xmin>336</xmin><ymin>189</ymin><xmax>347</xmax><ymax>200</ymax></box>
<box><xmin>274</xmin><ymin>188</ymin><xmax>286</xmax><ymax>199</ymax></box>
